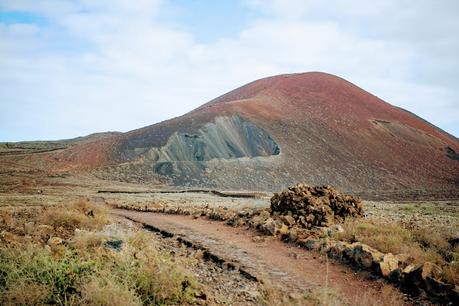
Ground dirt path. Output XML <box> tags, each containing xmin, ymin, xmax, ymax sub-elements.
<box><xmin>113</xmin><ymin>209</ymin><xmax>408</xmax><ymax>305</ymax></box>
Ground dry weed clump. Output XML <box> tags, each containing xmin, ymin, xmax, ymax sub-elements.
<box><xmin>2</xmin><ymin>281</ymin><xmax>49</xmax><ymax>306</ymax></box>
<box><xmin>80</xmin><ymin>277</ymin><xmax>142</xmax><ymax>306</ymax></box>
<box><xmin>0</xmin><ymin>201</ymin><xmax>200</xmax><ymax>305</ymax></box>
<box><xmin>40</xmin><ymin>199</ymin><xmax>108</xmax><ymax>234</ymax></box>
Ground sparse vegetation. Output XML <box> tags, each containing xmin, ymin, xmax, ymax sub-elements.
<box><xmin>335</xmin><ymin>216</ymin><xmax>459</xmax><ymax>285</ymax></box>
<box><xmin>0</xmin><ymin>200</ymin><xmax>199</xmax><ymax>305</ymax></box>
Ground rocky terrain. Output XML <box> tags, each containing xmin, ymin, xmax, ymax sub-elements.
<box><xmin>112</xmin><ymin>184</ymin><xmax>459</xmax><ymax>304</ymax></box>
<box><xmin>1</xmin><ymin>163</ymin><xmax>458</xmax><ymax>304</ymax></box>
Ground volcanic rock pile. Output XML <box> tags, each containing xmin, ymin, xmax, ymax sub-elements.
<box><xmin>270</xmin><ymin>183</ymin><xmax>364</xmax><ymax>228</ymax></box>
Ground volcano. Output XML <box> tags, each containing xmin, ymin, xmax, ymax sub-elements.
<box><xmin>8</xmin><ymin>72</ymin><xmax>459</xmax><ymax>197</ymax></box>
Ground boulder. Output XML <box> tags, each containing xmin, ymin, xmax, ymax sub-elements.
<box><xmin>276</xmin><ymin>222</ymin><xmax>289</xmax><ymax>236</ymax></box>
<box><xmin>395</xmin><ymin>253</ymin><xmax>414</xmax><ymax>269</ymax></box>
<box><xmin>327</xmin><ymin>241</ymin><xmax>350</xmax><ymax>259</ymax></box>
<box><xmin>379</xmin><ymin>253</ymin><xmax>399</xmax><ymax>277</ymax></box>
<box><xmin>261</xmin><ymin>218</ymin><xmax>288</xmax><ymax>236</ymax></box>
<box><xmin>403</xmin><ymin>262</ymin><xmax>444</xmax><ymax>295</ymax></box>
<box><xmin>299</xmin><ymin>238</ymin><xmax>321</xmax><ymax>251</ymax></box>
<box><xmin>352</xmin><ymin>242</ymin><xmax>383</xmax><ymax>269</ymax></box>
<box><xmin>287</xmin><ymin>228</ymin><xmax>299</xmax><ymax>242</ymax></box>
<box><xmin>403</xmin><ymin>263</ymin><xmax>417</xmax><ymax>274</ymax></box>
<box><xmin>261</xmin><ymin>218</ymin><xmax>276</xmax><ymax>235</ymax></box>
<box><xmin>249</xmin><ymin>211</ymin><xmax>270</xmax><ymax>229</ymax></box>
<box><xmin>421</xmin><ymin>262</ymin><xmax>442</xmax><ymax>280</ymax></box>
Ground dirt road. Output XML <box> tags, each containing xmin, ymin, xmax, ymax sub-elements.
<box><xmin>114</xmin><ymin>209</ymin><xmax>408</xmax><ymax>305</ymax></box>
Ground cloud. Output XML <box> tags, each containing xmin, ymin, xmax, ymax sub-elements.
<box><xmin>0</xmin><ymin>0</ymin><xmax>458</xmax><ymax>141</ymax></box>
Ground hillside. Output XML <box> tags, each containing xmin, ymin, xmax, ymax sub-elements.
<box><xmin>3</xmin><ymin>72</ymin><xmax>459</xmax><ymax>197</ymax></box>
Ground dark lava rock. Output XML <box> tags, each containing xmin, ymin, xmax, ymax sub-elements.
<box><xmin>104</xmin><ymin>239</ymin><xmax>123</xmax><ymax>252</ymax></box>
<box><xmin>270</xmin><ymin>183</ymin><xmax>364</xmax><ymax>228</ymax></box>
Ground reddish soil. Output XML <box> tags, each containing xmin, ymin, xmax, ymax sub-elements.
<box><xmin>114</xmin><ymin>209</ymin><xmax>408</xmax><ymax>304</ymax></box>
<box><xmin>6</xmin><ymin>72</ymin><xmax>458</xmax><ymax>196</ymax></box>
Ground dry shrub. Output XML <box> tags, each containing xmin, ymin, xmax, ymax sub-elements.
<box><xmin>2</xmin><ymin>281</ymin><xmax>49</xmax><ymax>306</ymax></box>
<box><xmin>71</xmin><ymin>231</ymin><xmax>106</xmax><ymax>250</ymax></box>
<box><xmin>117</xmin><ymin>232</ymin><xmax>198</xmax><ymax>304</ymax></box>
<box><xmin>80</xmin><ymin>277</ymin><xmax>142</xmax><ymax>306</ymax></box>
<box><xmin>352</xmin><ymin>284</ymin><xmax>404</xmax><ymax>306</ymax></box>
<box><xmin>303</xmin><ymin>288</ymin><xmax>343</xmax><ymax>306</ymax></box>
<box><xmin>0</xmin><ymin>230</ymin><xmax>199</xmax><ymax>305</ymax></box>
<box><xmin>0</xmin><ymin>199</ymin><xmax>201</xmax><ymax>305</ymax></box>
<box><xmin>0</xmin><ymin>211</ymin><xmax>14</xmax><ymax>229</ymax></box>
<box><xmin>0</xmin><ymin>244</ymin><xmax>85</xmax><ymax>305</ymax></box>
<box><xmin>40</xmin><ymin>199</ymin><xmax>108</xmax><ymax>235</ymax></box>
<box><xmin>411</xmin><ymin>227</ymin><xmax>451</xmax><ymax>254</ymax></box>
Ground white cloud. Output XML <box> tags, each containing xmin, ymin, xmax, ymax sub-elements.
<box><xmin>0</xmin><ymin>0</ymin><xmax>458</xmax><ymax>141</ymax></box>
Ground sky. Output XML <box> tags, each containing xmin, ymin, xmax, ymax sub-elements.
<box><xmin>0</xmin><ymin>0</ymin><xmax>458</xmax><ymax>141</ymax></box>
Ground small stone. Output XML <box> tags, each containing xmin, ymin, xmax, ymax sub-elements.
<box><xmin>402</xmin><ymin>263</ymin><xmax>418</xmax><ymax>274</ymax></box>
<box><xmin>243</xmin><ymin>290</ymin><xmax>261</xmax><ymax>301</ymax></box>
<box><xmin>24</xmin><ymin>222</ymin><xmax>35</xmax><ymax>235</ymax></box>
<box><xmin>104</xmin><ymin>239</ymin><xmax>123</xmax><ymax>252</ymax></box>
<box><xmin>277</xmin><ymin>223</ymin><xmax>289</xmax><ymax>236</ymax></box>
<box><xmin>288</xmin><ymin>292</ymin><xmax>302</xmax><ymax>300</ymax></box>
<box><xmin>47</xmin><ymin>236</ymin><xmax>64</xmax><ymax>247</ymax></box>
<box><xmin>280</xmin><ymin>215</ymin><xmax>295</xmax><ymax>227</ymax></box>
<box><xmin>300</xmin><ymin>238</ymin><xmax>321</xmax><ymax>251</ymax></box>
<box><xmin>288</xmin><ymin>228</ymin><xmax>299</xmax><ymax>242</ymax></box>
<box><xmin>252</xmin><ymin>236</ymin><xmax>265</xmax><ymax>243</ymax></box>
<box><xmin>261</xmin><ymin>218</ymin><xmax>276</xmax><ymax>236</ymax></box>
<box><xmin>329</xmin><ymin>224</ymin><xmax>345</xmax><ymax>233</ymax></box>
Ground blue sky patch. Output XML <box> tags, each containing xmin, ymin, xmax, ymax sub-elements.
<box><xmin>0</xmin><ymin>11</ymin><xmax>46</xmax><ymax>26</ymax></box>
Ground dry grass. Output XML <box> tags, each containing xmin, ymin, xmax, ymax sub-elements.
<box><xmin>80</xmin><ymin>277</ymin><xmax>142</xmax><ymax>306</ymax></box>
<box><xmin>351</xmin><ymin>284</ymin><xmax>405</xmax><ymax>306</ymax></box>
<box><xmin>0</xmin><ymin>200</ymin><xmax>200</xmax><ymax>305</ymax></box>
<box><xmin>335</xmin><ymin>218</ymin><xmax>459</xmax><ymax>285</ymax></box>
<box><xmin>2</xmin><ymin>281</ymin><xmax>50</xmax><ymax>306</ymax></box>
<box><xmin>40</xmin><ymin>199</ymin><xmax>108</xmax><ymax>233</ymax></box>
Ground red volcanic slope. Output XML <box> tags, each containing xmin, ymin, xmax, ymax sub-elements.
<box><xmin>49</xmin><ymin>72</ymin><xmax>459</xmax><ymax>194</ymax></box>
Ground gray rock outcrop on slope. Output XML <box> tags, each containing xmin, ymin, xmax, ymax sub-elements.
<box><xmin>142</xmin><ymin>115</ymin><xmax>280</xmax><ymax>179</ymax></box>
